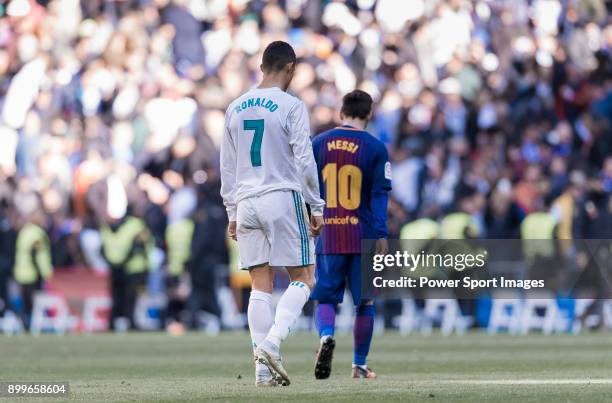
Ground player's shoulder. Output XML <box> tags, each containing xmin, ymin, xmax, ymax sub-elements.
<box><xmin>312</xmin><ymin>127</ymin><xmax>338</xmax><ymax>146</ymax></box>
<box><xmin>282</xmin><ymin>92</ymin><xmax>304</xmax><ymax>113</ymax></box>
<box><xmin>279</xmin><ymin>89</ymin><xmax>300</xmax><ymax>102</ymax></box>
<box><xmin>363</xmin><ymin>131</ymin><xmax>388</xmax><ymax>156</ymax></box>
<box><xmin>225</xmin><ymin>90</ymin><xmax>250</xmax><ymax>119</ymax></box>
<box><xmin>342</xmin><ymin>128</ymin><xmax>387</xmax><ymax>154</ymax></box>
<box><xmin>259</xmin><ymin>88</ymin><xmax>303</xmax><ymax>117</ymax></box>
<box><xmin>228</xmin><ymin>87</ymin><xmax>263</xmax><ymax>108</ymax></box>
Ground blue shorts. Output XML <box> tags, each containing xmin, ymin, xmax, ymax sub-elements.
<box><xmin>311</xmin><ymin>254</ymin><xmax>370</xmax><ymax>305</ymax></box>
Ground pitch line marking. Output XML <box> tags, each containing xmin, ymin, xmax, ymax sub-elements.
<box><xmin>445</xmin><ymin>379</ymin><xmax>612</xmax><ymax>385</ymax></box>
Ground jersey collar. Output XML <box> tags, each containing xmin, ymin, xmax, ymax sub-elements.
<box><xmin>336</xmin><ymin>124</ymin><xmax>364</xmax><ymax>132</ymax></box>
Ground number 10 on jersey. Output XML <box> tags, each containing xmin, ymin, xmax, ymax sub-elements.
<box><xmin>244</xmin><ymin>119</ymin><xmax>264</xmax><ymax>167</ymax></box>
<box><xmin>322</xmin><ymin>163</ymin><xmax>362</xmax><ymax>210</ymax></box>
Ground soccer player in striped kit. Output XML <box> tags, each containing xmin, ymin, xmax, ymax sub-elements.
<box><xmin>311</xmin><ymin>90</ymin><xmax>392</xmax><ymax>379</ymax></box>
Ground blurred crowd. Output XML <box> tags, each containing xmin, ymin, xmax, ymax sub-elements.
<box><xmin>0</xmin><ymin>0</ymin><xmax>610</xmax><ymax>329</ymax></box>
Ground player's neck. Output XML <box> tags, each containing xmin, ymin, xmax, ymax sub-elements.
<box><xmin>258</xmin><ymin>75</ymin><xmax>286</xmax><ymax>91</ymax></box>
<box><xmin>341</xmin><ymin>118</ymin><xmax>368</xmax><ymax>130</ymax></box>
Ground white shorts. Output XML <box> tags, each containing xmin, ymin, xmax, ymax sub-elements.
<box><xmin>236</xmin><ymin>190</ymin><xmax>314</xmax><ymax>269</ymax></box>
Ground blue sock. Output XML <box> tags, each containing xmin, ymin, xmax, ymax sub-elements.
<box><xmin>315</xmin><ymin>303</ymin><xmax>336</xmax><ymax>338</ymax></box>
<box><xmin>353</xmin><ymin>304</ymin><xmax>375</xmax><ymax>366</ymax></box>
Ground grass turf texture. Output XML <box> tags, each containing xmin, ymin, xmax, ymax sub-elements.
<box><xmin>2</xmin><ymin>332</ymin><xmax>612</xmax><ymax>402</ymax></box>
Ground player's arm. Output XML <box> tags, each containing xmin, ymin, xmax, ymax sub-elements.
<box><xmin>372</xmin><ymin>144</ymin><xmax>392</xmax><ymax>253</ymax></box>
<box><xmin>287</xmin><ymin>100</ymin><xmax>325</xmax><ymax>234</ymax></box>
<box><xmin>220</xmin><ymin>110</ymin><xmax>237</xmax><ymax>239</ymax></box>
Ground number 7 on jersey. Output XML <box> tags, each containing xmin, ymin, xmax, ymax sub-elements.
<box><xmin>244</xmin><ymin>119</ymin><xmax>264</xmax><ymax>167</ymax></box>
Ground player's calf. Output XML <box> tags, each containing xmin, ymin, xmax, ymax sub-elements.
<box><xmin>353</xmin><ymin>303</ymin><xmax>375</xmax><ymax>376</ymax></box>
<box><xmin>287</xmin><ymin>265</ymin><xmax>315</xmax><ymax>290</ymax></box>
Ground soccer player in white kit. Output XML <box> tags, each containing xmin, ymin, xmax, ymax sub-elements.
<box><xmin>220</xmin><ymin>41</ymin><xmax>324</xmax><ymax>387</ymax></box>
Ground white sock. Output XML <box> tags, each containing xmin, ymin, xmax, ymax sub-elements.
<box><xmin>248</xmin><ymin>290</ymin><xmax>273</xmax><ymax>375</ymax></box>
<box><xmin>262</xmin><ymin>281</ymin><xmax>310</xmax><ymax>353</ymax></box>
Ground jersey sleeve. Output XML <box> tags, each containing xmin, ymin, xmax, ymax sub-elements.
<box><xmin>287</xmin><ymin>101</ymin><xmax>325</xmax><ymax>215</ymax></box>
<box><xmin>371</xmin><ymin>143</ymin><xmax>392</xmax><ymax>238</ymax></box>
<box><xmin>372</xmin><ymin>144</ymin><xmax>392</xmax><ymax>193</ymax></box>
<box><xmin>220</xmin><ymin>108</ymin><xmax>238</xmax><ymax>221</ymax></box>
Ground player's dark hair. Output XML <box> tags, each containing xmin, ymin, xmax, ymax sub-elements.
<box><xmin>261</xmin><ymin>41</ymin><xmax>296</xmax><ymax>73</ymax></box>
<box><xmin>341</xmin><ymin>90</ymin><xmax>373</xmax><ymax>120</ymax></box>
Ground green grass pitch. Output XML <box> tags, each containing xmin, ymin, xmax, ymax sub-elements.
<box><xmin>2</xmin><ymin>331</ymin><xmax>612</xmax><ymax>402</ymax></box>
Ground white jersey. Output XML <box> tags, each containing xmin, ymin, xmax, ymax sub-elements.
<box><xmin>220</xmin><ymin>86</ymin><xmax>324</xmax><ymax>221</ymax></box>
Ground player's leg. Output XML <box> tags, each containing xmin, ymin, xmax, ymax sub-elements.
<box><xmin>313</xmin><ymin>255</ymin><xmax>345</xmax><ymax>339</ymax></box>
<box><xmin>247</xmin><ymin>265</ymin><xmax>278</xmax><ymax>386</ymax></box>
<box><xmin>348</xmin><ymin>254</ymin><xmax>377</xmax><ymax>379</ymax></box>
<box><xmin>315</xmin><ymin>303</ymin><xmax>336</xmax><ymax>337</ymax></box>
<box><xmin>236</xmin><ymin>198</ymin><xmax>276</xmax><ymax>386</ymax></box>
<box><xmin>255</xmin><ymin>191</ymin><xmax>315</xmax><ymax>385</ymax></box>
<box><xmin>268</xmin><ymin>265</ymin><xmax>315</xmax><ymax>349</ymax></box>
<box><xmin>256</xmin><ymin>264</ymin><xmax>313</xmax><ymax>386</ymax></box>
<box><xmin>262</xmin><ymin>190</ymin><xmax>316</xmax><ymax>353</ymax></box>
<box><xmin>247</xmin><ymin>265</ymin><xmax>274</xmax><ymax>350</ymax></box>
<box><xmin>311</xmin><ymin>254</ymin><xmax>349</xmax><ymax>379</ymax></box>
<box><xmin>352</xmin><ymin>300</ymin><xmax>376</xmax><ymax>378</ymax></box>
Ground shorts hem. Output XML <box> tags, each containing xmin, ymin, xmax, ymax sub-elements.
<box><xmin>240</xmin><ymin>262</ymin><xmax>269</xmax><ymax>271</ymax></box>
<box><xmin>239</xmin><ymin>262</ymin><xmax>314</xmax><ymax>270</ymax></box>
<box><xmin>273</xmin><ymin>261</ymin><xmax>314</xmax><ymax>268</ymax></box>
<box><xmin>310</xmin><ymin>296</ymin><xmax>343</xmax><ymax>304</ymax></box>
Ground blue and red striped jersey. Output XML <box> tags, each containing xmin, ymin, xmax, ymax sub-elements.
<box><xmin>312</xmin><ymin>125</ymin><xmax>392</xmax><ymax>254</ymax></box>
